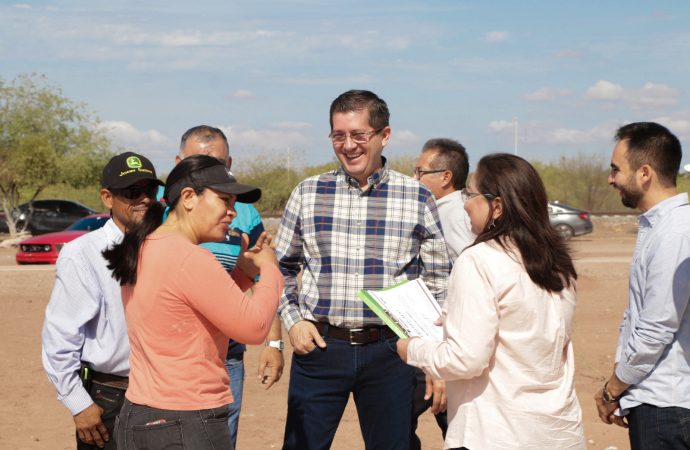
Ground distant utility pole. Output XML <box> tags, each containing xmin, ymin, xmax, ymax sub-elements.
<box><xmin>286</xmin><ymin>147</ymin><xmax>291</xmax><ymax>182</ymax></box>
<box><xmin>513</xmin><ymin>116</ymin><xmax>518</xmax><ymax>155</ymax></box>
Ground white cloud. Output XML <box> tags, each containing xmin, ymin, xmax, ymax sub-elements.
<box><xmin>635</xmin><ymin>83</ymin><xmax>680</xmax><ymax>108</ymax></box>
<box><xmin>583</xmin><ymin>80</ymin><xmax>679</xmax><ymax>109</ymax></box>
<box><xmin>523</xmin><ymin>87</ymin><xmax>572</xmax><ymax>102</ymax></box>
<box><xmin>392</xmin><ymin>129</ymin><xmax>419</xmax><ymax>144</ymax></box>
<box><xmin>273</xmin><ymin>121</ymin><xmax>312</xmax><ymax>130</ymax></box>
<box><xmin>584</xmin><ymin>80</ymin><xmax>625</xmax><ymax>101</ymax></box>
<box><xmin>488</xmin><ymin>120</ymin><xmax>515</xmax><ymax>133</ymax></box>
<box><xmin>489</xmin><ymin>119</ymin><xmax>613</xmax><ymax>145</ymax></box>
<box><xmin>98</xmin><ymin>121</ymin><xmax>176</xmax><ymax>171</ymax></box>
<box><xmin>12</xmin><ymin>4</ymin><xmax>31</xmax><ymax>9</ymax></box>
<box><xmin>220</xmin><ymin>125</ymin><xmax>311</xmax><ymax>154</ymax></box>
<box><xmin>231</xmin><ymin>90</ymin><xmax>255</xmax><ymax>99</ymax></box>
<box><xmin>652</xmin><ymin>111</ymin><xmax>690</xmax><ymax>139</ymax></box>
<box><xmin>485</xmin><ymin>31</ymin><xmax>510</xmax><ymax>43</ymax></box>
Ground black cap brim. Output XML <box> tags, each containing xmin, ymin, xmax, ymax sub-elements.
<box><xmin>208</xmin><ymin>182</ymin><xmax>261</xmax><ymax>204</ymax></box>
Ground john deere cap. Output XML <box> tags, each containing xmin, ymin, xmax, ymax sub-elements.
<box><xmin>101</xmin><ymin>152</ymin><xmax>164</xmax><ymax>189</ymax></box>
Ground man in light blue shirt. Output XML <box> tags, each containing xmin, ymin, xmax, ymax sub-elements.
<box><xmin>42</xmin><ymin>152</ymin><xmax>163</xmax><ymax>449</ymax></box>
<box><xmin>595</xmin><ymin>122</ymin><xmax>690</xmax><ymax>449</ymax></box>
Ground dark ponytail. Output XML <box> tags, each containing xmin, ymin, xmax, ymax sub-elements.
<box><xmin>103</xmin><ymin>202</ymin><xmax>165</xmax><ymax>285</ymax></box>
<box><xmin>103</xmin><ymin>154</ymin><xmax>224</xmax><ymax>286</ymax></box>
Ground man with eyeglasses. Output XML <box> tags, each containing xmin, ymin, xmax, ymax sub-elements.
<box><xmin>414</xmin><ymin>138</ymin><xmax>474</xmax><ymax>261</ymax></box>
<box><xmin>42</xmin><ymin>152</ymin><xmax>163</xmax><ymax>449</ymax></box>
<box><xmin>410</xmin><ymin>138</ymin><xmax>474</xmax><ymax>449</ymax></box>
<box><xmin>276</xmin><ymin>90</ymin><xmax>450</xmax><ymax>449</ymax></box>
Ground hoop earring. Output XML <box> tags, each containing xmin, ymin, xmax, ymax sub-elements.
<box><xmin>488</xmin><ymin>219</ymin><xmax>496</xmax><ymax>230</ymax></box>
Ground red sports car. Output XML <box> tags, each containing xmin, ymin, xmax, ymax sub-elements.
<box><xmin>15</xmin><ymin>214</ymin><xmax>110</xmax><ymax>264</ymax></box>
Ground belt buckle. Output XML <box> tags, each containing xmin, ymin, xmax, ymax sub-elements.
<box><xmin>349</xmin><ymin>328</ymin><xmax>365</xmax><ymax>345</ymax></box>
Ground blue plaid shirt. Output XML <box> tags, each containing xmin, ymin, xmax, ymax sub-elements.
<box><xmin>275</xmin><ymin>160</ymin><xmax>450</xmax><ymax>330</ymax></box>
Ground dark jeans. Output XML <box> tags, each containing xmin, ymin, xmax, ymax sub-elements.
<box><xmin>115</xmin><ymin>398</ymin><xmax>232</xmax><ymax>450</ymax></box>
<box><xmin>411</xmin><ymin>368</ymin><xmax>448</xmax><ymax>450</ymax></box>
<box><xmin>77</xmin><ymin>382</ymin><xmax>126</xmax><ymax>450</ymax></box>
<box><xmin>282</xmin><ymin>335</ymin><xmax>416</xmax><ymax>450</ymax></box>
<box><xmin>628</xmin><ymin>403</ymin><xmax>690</xmax><ymax>449</ymax></box>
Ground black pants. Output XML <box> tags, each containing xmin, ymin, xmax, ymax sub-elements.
<box><xmin>77</xmin><ymin>382</ymin><xmax>126</xmax><ymax>450</ymax></box>
<box><xmin>116</xmin><ymin>398</ymin><xmax>233</xmax><ymax>450</ymax></box>
<box><xmin>628</xmin><ymin>403</ymin><xmax>690</xmax><ymax>450</ymax></box>
<box><xmin>410</xmin><ymin>368</ymin><xmax>448</xmax><ymax>450</ymax></box>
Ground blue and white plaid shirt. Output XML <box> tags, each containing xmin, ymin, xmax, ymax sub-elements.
<box><xmin>275</xmin><ymin>160</ymin><xmax>450</xmax><ymax>330</ymax></box>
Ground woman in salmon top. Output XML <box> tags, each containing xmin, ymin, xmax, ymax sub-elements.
<box><xmin>104</xmin><ymin>154</ymin><xmax>282</xmax><ymax>450</ymax></box>
<box><xmin>397</xmin><ymin>154</ymin><xmax>585</xmax><ymax>450</ymax></box>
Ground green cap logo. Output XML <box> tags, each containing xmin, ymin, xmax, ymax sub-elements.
<box><xmin>126</xmin><ymin>156</ymin><xmax>143</xmax><ymax>169</ymax></box>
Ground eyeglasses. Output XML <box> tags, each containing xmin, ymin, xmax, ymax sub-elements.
<box><xmin>111</xmin><ymin>183</ymin><xmax>159</xmax><ymax>200</ymax></box>
<box><xmin>460</xmin><ymin>187</ymin><xmax>496</xmax><ymax>202</ymax></box>
<box><xmin>414</xmin><ymin>168</ymin><xmax>446</xmax><ymax>178</ymax></box>
<box><xmin>328</xmin><ymin>128</ymin><xmax>384</xmax><ymax>145</ymax></box>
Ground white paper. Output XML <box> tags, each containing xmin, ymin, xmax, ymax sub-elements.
<box><xmin>365</xmin><ymin>279</ymin><xmax>443</xmax><ymax>341</ymax></box>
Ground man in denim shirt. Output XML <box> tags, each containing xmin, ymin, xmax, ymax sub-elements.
<box><xmin>595</xmin><ymin>122</ymin><xmax>690</xmax><ymax>449</ymax></box>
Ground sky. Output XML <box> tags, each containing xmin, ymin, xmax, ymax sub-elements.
<box><xmin>2</xmin><ymin>0</ymin><xmax>690</xmax><ymax>174</ymax></box>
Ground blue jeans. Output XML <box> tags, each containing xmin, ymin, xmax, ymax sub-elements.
<box><xmin>225</xmin><ymin>356</ymin><xmax>245</xmax><ymax>449</ymax></box>
<box><xmin>282</xmin><ymin>335</ymin><xmax>415</xmax><ymax>450</ymax></box>
<box><xmin>115</xmin><ymin>398</ymin><xmax>232</xmax><ymax>449</ymax></box>
<box><xmin>627</xmin><ymin>403</ymin><xmax>690</xmax><ymax>449</ymax></box>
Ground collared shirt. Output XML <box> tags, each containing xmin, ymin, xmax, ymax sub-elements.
<box><xmin>408</xmin><ymin>241</ymin><xmax>584</xmax><ymax>449</ymax></box>
<box><xmin>615</xmin><ymin>192</ymin><xmax>690</xmax><ymax>411</ymax></box>
<box><xmin>436</xmin><ymin>190</ymin><xmax>475</xmax><ymax>261</ymax></box>
<box><xmin>275</xmin><ymin>161</ymin><xmax>450</xmax><ymax>331</ymax></box>
<box><xmin>41</xmin><ymin>219</ymin><xmax>129</xmax><ymax>415</ymax></box>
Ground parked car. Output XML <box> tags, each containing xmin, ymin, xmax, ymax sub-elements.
<box><xmin>548</xmin><ymin>202</ymin><xmax>593</xmax><ymax>240</ymax></box>
<box><xmin>15</xmin><ymin>214</ymin><xmax>109</xmax><ymax>264</ymax></box>
<box><xmin>12</xmin><ymin>199</ymin><xmax>97</xmax><ymax>235</ymax></box>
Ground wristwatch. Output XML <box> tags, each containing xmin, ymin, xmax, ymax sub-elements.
<box><xmin>265</xmin><ymin>340</ymin><xmax>284</xmax><ymax>351</ymax></box>
<box><xmin>602</xmin><ymin>381</ymin><xmax>621</xmax><ymax>404</ymax></box>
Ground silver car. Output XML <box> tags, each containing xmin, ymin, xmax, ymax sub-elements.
<box><xmin>548</xmin><ymin>202</ymin><xmax>593</xmax><ymax>240</ymax></box>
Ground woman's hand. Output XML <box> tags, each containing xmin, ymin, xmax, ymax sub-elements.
<box><xmin>396</xmin><ymin>338</ymin><xmax>411</xmax><ymax>362</ymax></box>
<box><xmin>236</xmin><ymin>232</ymin><xmax>278</xmax><ymax>279</ymax></box>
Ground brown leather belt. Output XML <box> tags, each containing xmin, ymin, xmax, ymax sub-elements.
<box><xmin>311</xmin><ymin>321</ymin><xmax>397</xmax><ymax>345</ymax></box>
<box><xmin>91</xmin><ymin>371</ymin><xmax>129</xmax><ymax>390</ymax></box>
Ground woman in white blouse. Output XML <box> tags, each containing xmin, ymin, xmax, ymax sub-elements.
<box><xmin>397</xmin><ymin>153</ymin><xmax>585</xmax><ymax>450</ymax></box>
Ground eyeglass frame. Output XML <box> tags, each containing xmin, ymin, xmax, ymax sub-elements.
<box><xmin>413</xmin><ymin>167</ymin><xmax>447</xmax><ymax>178</ymax></box>
<box><xmin>328</xmin><ymin>127</ymin><xmax>385</xmax><ymax>145</ymax></box>
<box><xmin>460</xmin><ymin>187</ymin><xmax>496</xmax><ymax>202</ymax></box>
<box><xmin>110</xmin><ymin>182</ymin><xmax>160</xmax><ymax>200</ymax></box>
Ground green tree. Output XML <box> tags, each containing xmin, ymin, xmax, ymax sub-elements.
<box><xmin>0</xmin><ymin>74</ymin><xmax>113</xmax><ymax>238</ymax></box>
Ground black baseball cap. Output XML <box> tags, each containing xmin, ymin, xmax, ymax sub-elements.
<box><xmin>165</xmin><ymin>164</ymin><xmax>261</xmax><ymax>205</ymax></box>
<box><xmin>101</xmin><ymin>152</ymin><xmax>164</xmax><ymax>189</ymax></box>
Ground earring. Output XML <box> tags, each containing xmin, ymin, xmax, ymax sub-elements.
<box><xmin>488</xmin><ymin>219</ymin><xmax>496</xmax><ymax>230</ymax></box>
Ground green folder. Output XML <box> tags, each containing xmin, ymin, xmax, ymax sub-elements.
<box><xmin>357</xmin><ymin>280</ymin><xmax>411</xmax><ymax>339</ymax></box>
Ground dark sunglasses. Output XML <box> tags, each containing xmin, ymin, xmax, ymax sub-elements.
<box><xmin>111</xmin><ymin>183</ymin><xmax>159</xmax><ymax>200</ymax></box>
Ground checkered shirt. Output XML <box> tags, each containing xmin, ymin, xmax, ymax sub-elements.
<box><xmin>275</xmin><ymin>162</ymin><xmax>450</xmax><ymax>330</ymax></box>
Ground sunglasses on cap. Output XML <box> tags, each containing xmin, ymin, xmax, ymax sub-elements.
<box><xmin>111</xmin><ymin>183</ymin><xmax>159</xmax><ymax>200</ymax></box>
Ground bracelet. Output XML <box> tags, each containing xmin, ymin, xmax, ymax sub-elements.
<box><xmin>602</xmin><ymin>381</ymin><xmax>621</xmax><ymax>404</ymax></box>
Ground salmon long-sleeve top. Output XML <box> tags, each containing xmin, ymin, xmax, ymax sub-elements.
<box><xmin>121</xmin><ymin>232</ymin><xmax>283</xmax><ymax>410</ymax></box>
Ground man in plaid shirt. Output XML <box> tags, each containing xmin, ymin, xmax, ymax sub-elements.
<box><xmin>276</xmin><ymin>90</ymin><xmax>450</xmax><ymax>450</ymax></box>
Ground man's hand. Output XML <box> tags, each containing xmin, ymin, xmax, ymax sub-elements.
<box><xmin>288</xmin><ymin>321</ymin><xmax>326</xmax><ymax>355</ymax></box>
<box><xmin>74</xmin><ymin>403</ymin><xmax>109</xmax><ymax>448</ymax></box>
<box><xmin>424</xmin><ymin>374</ymin><xmax>447</xmax><ymax>414</ymax></box>
<box><xmin>594</xmin><ymin>389</ymin><xmax>627</xmax><ymax>428</ymax></box>
<box><xmin>257</xmin><ymin>346</ymin><xmax>284</xmax><ymax>389</ymax></box>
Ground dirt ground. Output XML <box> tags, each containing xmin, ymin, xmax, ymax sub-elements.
<box><xmin>0</xmin><ymin>216</ymin><xmax>638</xmax><ymax>450</ymax></box>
